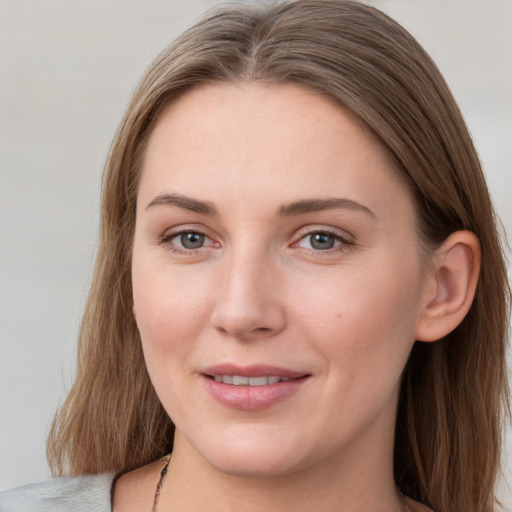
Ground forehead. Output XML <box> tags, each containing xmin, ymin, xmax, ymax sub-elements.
<box><xmin>139</xmin><ymin>82</ymin><xmax>413</xmax><ymax>221</ymax></box>
<box><xmin>146</xmin><ymin>82</ymin><xmax>386</xmax><ymax>167</ymax></box>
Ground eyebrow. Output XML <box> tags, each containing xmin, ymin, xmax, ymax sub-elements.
<box><xmin>278</xmin><ymin>198</ymin><xmax>375</xmax><ymax>218</ymax></box>
<box><xmin>145</xmin><ymin>193</ymin><xmax>374</xmax><ymax>219</ymax></box>
<box><xmin>146</xmin><ymin>193</ymin><xmax>217</xmax><ymax>215</ymax></box>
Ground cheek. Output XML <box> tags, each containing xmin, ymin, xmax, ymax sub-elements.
<box><xmin>131</xmin><ymin>260</ymin><xmax>214</xmax><ymax>418</ymax></box>
<box><xmin>132</xmin><ymin>257</ymin><xmax>213</xmax><ymax>358</ymax></box>
<box><xmin>293</xmin><ymin>254</ymin><xmax>423</xmax><ymax>373</ymax></box>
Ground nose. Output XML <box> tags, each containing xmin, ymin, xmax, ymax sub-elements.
<box><xmin>210</xmin><ymin>249</ymin><xmax>287</xmax><ymax>340</ymax></box>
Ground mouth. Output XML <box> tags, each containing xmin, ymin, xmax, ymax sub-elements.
<box><xmin>201</xmin><ymin>365</ymin><xmax>310</xmax><ymax>410</ymax></box>
<box><xmin>208</xmin><ymin>375</ymin><xmax>296</xmax><ymax>386</ymax></box>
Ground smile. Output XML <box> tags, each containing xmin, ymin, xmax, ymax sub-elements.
<box><xmin>202</xmin><ymin>367</ymin><xmax>310</xmax><ymax>410</ymax></box>
<box><xmin>211</xmin><ymin>375</ymin><xmax>293</xmax><ymax>386</ymax></box>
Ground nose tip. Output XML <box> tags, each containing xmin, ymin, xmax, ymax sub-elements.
<box><xmin>210</xmin><ymin>264</ymin><xmax>286</xmax><ymax>340</ymax></box>
<box><xmin>215</xmin><ymin>315</ymin><xmax>279</xmax><ymax>339</ymax></box>
<box><xmin>213</xmin><ymin>311</ymin><xmax>283</xmax><ymax>340</ymax></box>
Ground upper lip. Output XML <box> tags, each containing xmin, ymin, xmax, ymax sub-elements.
<box><xmin>202</xmin><ymin>364</ymin><xmax>309</xmax><ymax>379</ymax></box>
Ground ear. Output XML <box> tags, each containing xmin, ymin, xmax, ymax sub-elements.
<box><xmin>415</xmin><ymin>230</ymin><xmax>481</xmax><ymax>342</ymax></box>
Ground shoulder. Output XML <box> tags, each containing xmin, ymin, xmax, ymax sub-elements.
<box><xmin>0</xmin><ymin>473</ymin><xmax>116</xmax><ymax>512</ymax></box>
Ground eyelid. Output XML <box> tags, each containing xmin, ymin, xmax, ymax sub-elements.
<box><xmin>159</xmin><ymin>223</ymin><xmax>216</xmax><ymax>240</ymax></box>
<box><xmin>293</xmin><ymin>224</ymin><xmax>354</xmax><ymax>242</ymax></box>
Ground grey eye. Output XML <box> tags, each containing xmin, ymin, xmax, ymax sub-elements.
<box><xmin>297</xmin><ymin>231</ymin><xmax>343</xmax><ymax>251</ymax></box>
<box><xmin>309</xmin><ymin>233</ymin><xmax>336</xmax><ymax>250</ymax></box>
<box><xmin>178</xmin><ymin>232</ymin><xmax>205</xmax><ymax>249</ymax></box>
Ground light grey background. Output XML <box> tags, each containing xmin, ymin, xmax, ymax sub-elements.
<box><xmin>1</xmin><ymin>0</ymin><xmax>511</xmax><ymax>504</ymax></box>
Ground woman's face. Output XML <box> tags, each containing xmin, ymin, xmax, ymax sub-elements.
<box><xmin>132</xmin><ymin>83</ymin><xmax>430</xmax><ymax>478</ymax></box>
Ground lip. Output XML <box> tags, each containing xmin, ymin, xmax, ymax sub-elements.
<box><xmin>201</xmin><ymin>364</ymin><xmax>310</xmax><ymax>411</ymax></box>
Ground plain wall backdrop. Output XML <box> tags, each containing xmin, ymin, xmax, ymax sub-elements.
<box><xmin>1</xmin><ymin>0</ymin><xmax>511</xmax><ymax>504</ymax></box>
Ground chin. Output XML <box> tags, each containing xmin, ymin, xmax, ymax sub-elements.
<box><xmin>207</xmin><ymin>450</ymin><xmax>307</xmax><ymax>479</ymax></box>
<box><xmin>189</xmin><ymin>426</ymin><xmax>315</xmax><ymax>478</ymax></box>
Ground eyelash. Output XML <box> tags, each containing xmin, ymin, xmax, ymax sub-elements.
<box><xmin>158</xmin><ymin>228</ymin><xmax>353</xmax><ymax>255</ymax></box>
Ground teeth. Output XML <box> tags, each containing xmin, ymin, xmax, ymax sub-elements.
<box><xmin>232</xmin><ymin>375</ymin><xmax>248</xmax><ymax>385</ymax></box>
<box><xmin>248</xmin><ymin>376</ymin><xmax>267</xmax><ymax>386</ymax></box>
<box><xmin>212</xmin><ymin>375</ymin><xmax>292</xmax><ymax>386</ymax></box>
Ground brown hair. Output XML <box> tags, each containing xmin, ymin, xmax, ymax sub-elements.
<box><xmin>47</xmin><ymin>1</ymin><xmax>510</xmax><ymax>511</ymax></box>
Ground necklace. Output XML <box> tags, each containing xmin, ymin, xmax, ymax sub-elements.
<box><xmin>152</xmin><ymin>454</ymin><xmax>172</xmax><ymax>512</ymax></box>
<box><xmin>151</xmin><ymin>456</ymin><xmax>411</xmax><ymax>512</ymax></box>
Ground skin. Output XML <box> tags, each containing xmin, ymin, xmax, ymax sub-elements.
<box><xmin>112</xmin><ymin>82</ymin><xmax>478</xmax><ymax>511</ymax></box>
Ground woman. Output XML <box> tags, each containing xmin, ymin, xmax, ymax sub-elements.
<box><xmin>1</xmin><ymin>1</ymin><xmax>509</xmax><ymax>511</ymax></box>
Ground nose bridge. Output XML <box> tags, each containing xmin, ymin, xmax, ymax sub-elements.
<box><xmin>211</xmin><ymin>238</ymin><xmax>286</xmax><ymax>339</ymax></box>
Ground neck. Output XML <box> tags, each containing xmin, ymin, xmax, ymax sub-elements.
<box><xmin>158</xmin><ymin>430</ymin><xmax>403</xmax><ymax>512</ymax></box>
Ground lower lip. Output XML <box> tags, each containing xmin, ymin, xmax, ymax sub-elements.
<box><xmin>203</xmin><ymin>376</ymin><xmax>309</xmax><ymax>411</ymax></box>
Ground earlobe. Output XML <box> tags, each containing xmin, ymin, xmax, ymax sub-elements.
<box><xmin>415</xmin><ymin>230</ymin><xmax>481</xmax><ymax>342</ymax></box>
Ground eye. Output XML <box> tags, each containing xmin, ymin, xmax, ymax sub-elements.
<box><xmin>297</xmin><ymin>231</ymin><xmax>345</xmax><ymax>251</ymax></box>
<box><xmin>174</xmin><ymin>231</ymin><xmax>206</xmax><ymax>250</ymax></box>
<box><xmin>160</xmin><ymin>229</ymin><xmax>218</xmax><ymax>253</ymax></box>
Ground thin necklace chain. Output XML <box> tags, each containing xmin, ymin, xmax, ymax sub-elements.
<box><xmin>151</xmin><ymin>455</ymin><xmax>411</xmax><ymax>512</ymax></box>
<box><xmin>152</xmin><ymin>454</ymin><xmax>172</xmax><ymax>512</ymax></box>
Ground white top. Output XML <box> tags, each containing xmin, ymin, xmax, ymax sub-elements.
<box><xmin>0</xmin><ymin>473</ymin><xmax>115</xmax><ymax>512</ymax></box>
